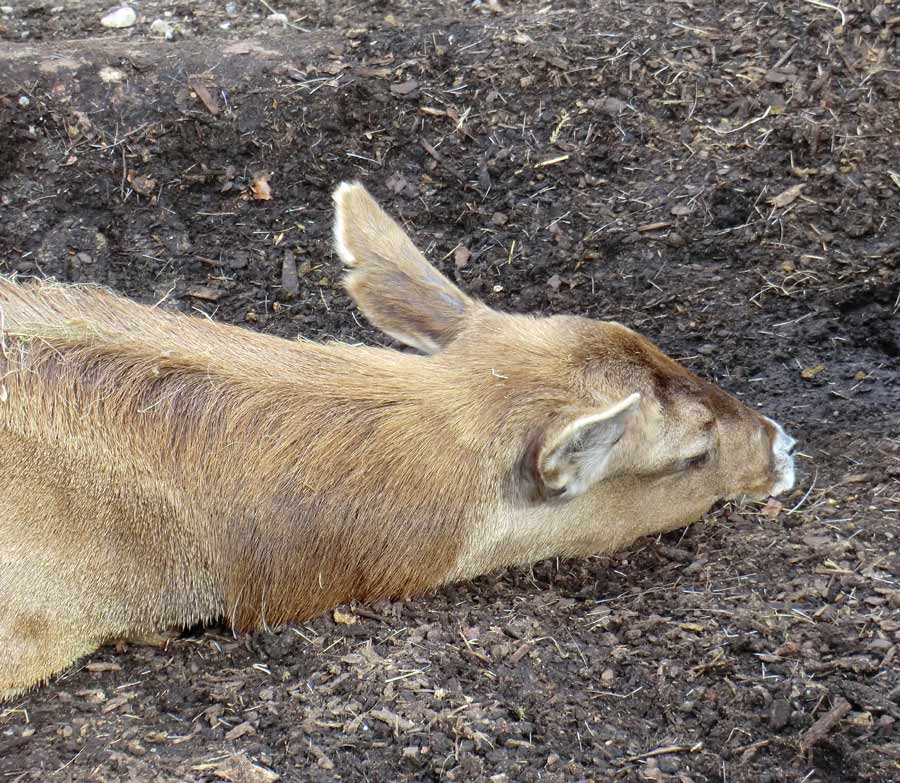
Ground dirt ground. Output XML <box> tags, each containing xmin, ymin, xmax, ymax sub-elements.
<box><xmin>1</xmin><ymin>1</ymin><xmax>898</xmax><ymax>781</ymax></box>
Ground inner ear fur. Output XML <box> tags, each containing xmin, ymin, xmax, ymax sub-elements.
<box><xmin>332</xmin><ymin>181</ymin><xmax>477</xmax><ymax>354</ymax></box>
<box><xmin>532</xmin><ymin>393</ymin><xmax>641</xmax><ymax>501</ymax></box>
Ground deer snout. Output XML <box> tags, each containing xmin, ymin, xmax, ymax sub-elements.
<box><xmin>766</xmin><ymin>417</ymin><xmax>796</xmax><ymax>497</ymax></box>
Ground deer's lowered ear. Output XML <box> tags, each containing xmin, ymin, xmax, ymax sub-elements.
<box><xmin>533</xmin><ymin>393</ymin><xmax>641</xmax><ymax>500</ymax></box>
<box><xmin>332</xmin><ymin>181</ymin><xmax>476</xmax><ymax>354</ymax></box>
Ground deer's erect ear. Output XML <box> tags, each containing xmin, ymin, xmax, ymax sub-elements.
<box><xmin>533</xmin><ymin>393</ymin><xmax>641</xmax><ymax>500</ymax></box>
<box><xmin>333</xmin><ymin>181</ymin><xmax>476</xmax><ymax>354</ymax></box>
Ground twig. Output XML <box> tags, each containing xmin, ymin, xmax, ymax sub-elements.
<box><xmin>738</xmin><ymin>738</ymin><xmax>770</xmax><ymax>764</ymax></box>
<box><xmin>587</xmin><ymin>685</ymin><xmax>644</xmax><ymax>699</ymax></box>
<box><xmin>704</xmin><ymin>106</ymin><xmax>772</xmax><ymax>136</ymax></box>
<box><xmin>620</xmin><ymin>743</ymin><xmax>703</xmax><ymax>764</ymax></box>
<box><xmin>90</xmin><ymin>122</ymin><xmax>153</xmax><ymax>151</ymax></box>
<box><xmin>800</xmin><ymin>0</ymin><xmax>846</xmax><ymax>27</ymax></box>
<box><xmin>771</xmin><ymin>43</ymin><xmax>798</xmax><ymax>72</ymax></box>
<box><xmin>120</xmin><ymin>145</ymin><xmax>127</xmax><ymax>199</ymax></box>
<box><xmin>419</xmin><ymin>137</ymin><xmax>466</xmax><ymax>183</ymax></box>
<box><xmin>534</xmin><ymin>154</ymin><xmax>570</xmax><ymax>168</ymax></box>
<box><xmin>258</xmin><ymin>0</ymin><xmax>310</xmax><ymax>31</ymax></box>
<box><xmin>353</xmin><ymin>607</ymin><xmax>386</xmax><ymax>623</ymax></box>
<box><xmin>800</xmin><ymin>696</ymin><xmax>851</xmax><ymax>755</ymax></box>
<box><xmin>458</xmin><ymin>628</ymin><xmax>489</xmax><ymax>663</ymax></box>
<box><xmin>786</xmin><ymin>467</ymin><xmax>818</xmax><ymax>515</ymax></box>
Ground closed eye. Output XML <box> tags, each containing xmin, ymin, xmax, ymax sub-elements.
<box><xmin>683</xmin><ymin>451</ymin><xmax>710</xmax><ymax>470</ymax></box>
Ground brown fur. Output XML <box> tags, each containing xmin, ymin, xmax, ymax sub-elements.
<box><xmin>0</xmin><ymin>183</ymin><xmax>795</xmax><ymax>699</ymax></box>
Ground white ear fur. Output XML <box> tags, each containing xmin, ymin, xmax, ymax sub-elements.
<box><xmin>330</xmin><ymin>180</ymin><xmax>476</xmax><ymax>354</ymax></box>
<box><xmin>538</xmin><ymin>392</ymin><xmax>641</xmax><ymax>499</ymax></box>
<box><xmin>332</xmin><ymin>181</ymin><xmax>359</xmax><ymax>268</ymax></box>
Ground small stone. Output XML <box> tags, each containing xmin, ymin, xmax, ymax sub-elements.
<box><xmin>666</xmin><ymin>231</ymin><xmax>686</xmax><ymax>248</ymax></box>
<box><xmin>603</xmin><ymin>96</ymin><xmax>627</xmax><ymax>114</ymax></box>
<box><xmin>769</xmin><ymin>698</ymin><xmax>791</xmax><ymax>730</ymax></box>
<box><xmin>98</xmin><ymin>67</ymin><xmax>126</xmax><ymax>83</ymax></box>
<box><xmin>266</xmin><ymin>12</ymin><xmax>288</xmax><ymax>25</ymax></box>
<box><xmin>657</xmin><ymin>755</ymin><xmax>680</xmax><ymax>774</ymax></box>
<box><xmin>225</xmin><ymin>2</ymin><xmax>239</xmax><ymax>17</ymax></box>
<box><xmin>149</xmin><ymin>19</ymin><xmax>175</xmax><ymax>39</ymax></box>
<box><xmin>871</xmin><ymin>4</ymin><xmax>889</xmax><ymax>24</ymax></box>
<box><xmin>454</xmin><ymin>244</ymin><xmax>471</xmax><ymax>269</ymax></box>
<box><xmin>100</xmin><ymin>6</ymin><xmax>137</xmax><ymax>29</ymax></box>
<box><xmin>0</xmin><ymin>6</ymin><xmax>13</xmax><ymax>14</ymax></box>
<box><xmin>18</xmin><ymin>95</ymin><xmax>29</xmax><ymax>108</ymax></box>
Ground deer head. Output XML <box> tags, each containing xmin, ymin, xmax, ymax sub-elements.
<box><xmin>333</xmin><ymin>181</ymin><xmax>796</xmax><ymax>568</ymax></box>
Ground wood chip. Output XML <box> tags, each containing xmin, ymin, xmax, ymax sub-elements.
<box><xmin>319</xmin><ymin>60</ymin><xmax>345</xmax><ymax>76</ymax></box>
<box><xmin>129</xmin><ymin>174</ymin><xmax>157</xmax><ymax>196</ymax></box>
<box><xmin>189</xmin><ymin>80</ymin><xmax>221</xmax><ymax>115</ymax></box>
<box><xmin>250</xmin><ymin>175</ymin><xmax>272</xmax><ymax>201</ymax></box>
<box><xmin>508</xmin><ymin>641</ymin><xmax>534</xmax><ymax>664</ymax></box>
<box><xmin>281</xmin><ymin>250</ymin><xmax>299</xmax><ymax>296</ymax></box>
<box><xmin>768</xmin><ymin>183</ymin><xmax>804</xmax><ymax>209</ymax></box>
<box><xmin>208</xmin><ymin>752</ymin><xmax>280</xmax><ymax>783</ymax></box>
<box><xmin>801</xmin><ymin>363</ymin><xmax>826</xmax><ymax>379</ymax></box>
<box><xmin>224</xmin><ymin>721</ymin><xmax>257</xmax><ymax>741</ymax></box>
<box><xmin>369</xmin><ymin>708</ymin><xmax>415</xmax><ymax>733</ymax></box>
<box><xmin>101</xmin><ymin>694</ymin><xmax>132</xmax><ymax>713</ymax></box>
<box><xmin>637</xmin><ymin>221</ymin><xmax>671</xmax><ymax>232</ymax></box>
<box><xmin>390</xmin><ymin>79</ymin><xmax>419</xmax><ymax>96</ymax></box>
<box><xmin>308</xmin><ymin>743</ymin><xmax>334</xmax><ymax>770</ymax></box>
<box><xmin>355</xmin><ymin>65</ymin><xmax>391</xmax><ymax>78</ymax></box>
<box><xmin>333</xmin><ymin>608</ymin><xmax>357</xmax><ymax>625</ymax></box>
<box><xmin>759</xmin><ymin>498</ymin><xmax>783</xmax><ymax>519</ymax></box>
<box><xmin>188</xmin><ymin>285</ymin><xmax>224</xmax><ymax>302</ymax></box>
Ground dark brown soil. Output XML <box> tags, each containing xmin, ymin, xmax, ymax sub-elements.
<box><xmin>1</xmin><ymin>1</ymin><xmax>898</xmax><ymax>781</ymax></box>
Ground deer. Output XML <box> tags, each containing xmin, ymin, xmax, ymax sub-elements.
<box><xmin>0</xmin><ymin>182</ymin><xmax>796</xmax><ymax>700</ymax></box>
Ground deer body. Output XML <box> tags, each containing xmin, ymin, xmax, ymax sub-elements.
<box><xmin>0</xmin><ymin>183</ymin><xmax>796</xmax><ymax>699</ymax></box>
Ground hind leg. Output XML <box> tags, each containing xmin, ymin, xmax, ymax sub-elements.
<box><xmin>0</xmin><ymin>543</ymin><xmax>123</xmax><ymax>701</ymax></box>
<box><xmin>0</xmin><ymin>605</ymin><xmax>106</xmax><ymax>701</ymax></box>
